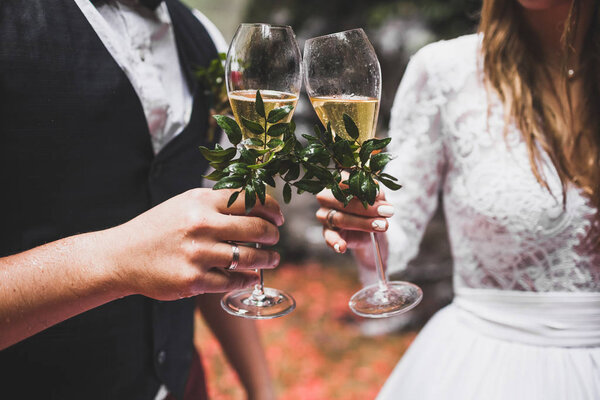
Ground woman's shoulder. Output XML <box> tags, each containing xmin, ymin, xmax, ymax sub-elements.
<box><xmin>413</xmin><ymin>33</ymin><xmax>480</xmax><ymax>64</ymax></box>
<box><xmin>409</xmin><ymin>33</ymin><xmax>481</xmax><ymax>92</ymax></box>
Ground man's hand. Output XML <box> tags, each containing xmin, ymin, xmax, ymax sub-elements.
<box><xmin>110</xmin><ymin>188</ymin><xmax>284</xmax><ymax>300</ymax></box>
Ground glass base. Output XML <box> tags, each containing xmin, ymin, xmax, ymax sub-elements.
<box><xmin>221</xmin><ymin>286</ymin><xmax>296</xmax><ymax>319</ymax></box>
<box><xmin>349</xmin><ymin>281</ymin><xmax>423</xmax><ymax>318</ymax></box>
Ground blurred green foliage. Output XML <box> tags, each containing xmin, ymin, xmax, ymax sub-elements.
<box><xmin>246</xmin><ymin>0</ymin><xmax>481</xmax><ymax>39</ymax></box>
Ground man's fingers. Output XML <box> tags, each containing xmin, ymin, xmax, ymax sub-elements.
<box><xmin>216</xmin><ymin>215</ymin><xmax>280</xmax><ymax>245</ymax></box>
<box><xmin>316</xmin><ymin>207</ymin><xmax>388</xmax><ymax>233</ymax></box>
<box><xmin>200</xmin><ymin>242</ymin><xmax>280</xmax><ymax>270</ymax></box>
<box><xmin>200</xmin><ymin>270</ymin><xmax>260</xmax><ymax>293</ymax></box>
<box><xmin>214</xmin><ymin>191</ymin><xmax>284</xmax><ymax>226</ymax></box>
<box><xmin>316</xmin><ymin>190</ymin><xmax>394</xmax><ymax>218</ymax></box>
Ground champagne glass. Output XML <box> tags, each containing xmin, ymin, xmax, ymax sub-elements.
<box><xmin>220</xmin><ymin>23</ymin><xmax>301</xmax><ymax>319</ymax></box>
<box><xmin>304</xmin><ymin>29</ymin><xmax>423</xmax><ymax>318</ymax></box>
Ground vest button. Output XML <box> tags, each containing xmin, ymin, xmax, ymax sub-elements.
<box><xmin>157</xmin><ymin>350</ymin><xmax>167</xmax><ymax>365</ymax></box>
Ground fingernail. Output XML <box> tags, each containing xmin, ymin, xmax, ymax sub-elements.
<box><xmin>377</xmin><ymin>205</ymin><xmax>395</xmax><ymax>217</ymax></box>
<box><xmin>371</xmin><ymin>220</ymin><xmax>387</xmax><ymax>231</ymax></box>
<box><xmin>334</xmin><ymin>243</ymin><xmax>341</xmax><ymax>253</ymax></box>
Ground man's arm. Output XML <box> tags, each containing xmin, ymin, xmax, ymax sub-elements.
<box><xmin>197</xmin><ymin>293</ymin><xmax>275</xmax><ymax>400</ymax></box>
<box><xmin>0</xmin><ymin>189</ymin><xmax>283</xmax><ymax>350</ymax></box>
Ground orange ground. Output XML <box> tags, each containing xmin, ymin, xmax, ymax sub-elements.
<box><xmin>195</xmin><ymin>261</ymin><xmax>417</xmax><ymax>399</ymax></box>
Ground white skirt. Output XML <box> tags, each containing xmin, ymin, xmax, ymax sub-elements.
<box><xmin>377</xmin><ymin>288</ymin><xmax>600</xmax><ymax>400</ymax></box>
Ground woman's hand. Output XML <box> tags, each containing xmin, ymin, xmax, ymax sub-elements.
<box><xmin>108</xmin><ymin>188</ymin><xmax>284</xmax><ymax>300</ymax></box>
<box><xmin>315</xmin><ymin>188</ymin><xmax>395</xmax><ymax>254</ymax></box>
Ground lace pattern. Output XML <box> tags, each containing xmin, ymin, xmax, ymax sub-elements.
<box><xmin>385</xmin><ymin>34</ymin><xmax>600</xmax><ymax>292</ymax></box>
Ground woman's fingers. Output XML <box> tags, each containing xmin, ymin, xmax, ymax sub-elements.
<box><xmin>196</xmin><ymin>242</ymin><xmax>280</xmax><ymax>270</ymax></box>
<box><xmin>316</xmin><ymin>207</ymin><xmax>388</xmax><ymax>233</ymax></box>
<box><xmin>323</xmin><ymin>227</ymin><xmax>376</xmax><ymax>253</ymax></box>
<box><xmin>316</xmin><ymin>190</ymin><xmax>394</xmax><ymax>218</ymax></box>
<box><xmin>323</xmin><ymin>228</ymin><xmax>347</xmax><ymax>253</ymax></box>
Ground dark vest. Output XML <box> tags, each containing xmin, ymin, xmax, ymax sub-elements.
<box><xmin>0</xmin><ymin>1</ymin><xmax>220</xmax><ymax>399</ymax></box>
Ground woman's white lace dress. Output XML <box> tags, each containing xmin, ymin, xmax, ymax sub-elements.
<box><xmin>377</xmin><ymin>34</ymin><xmax>600</xmax><ymax>400</ymax></box>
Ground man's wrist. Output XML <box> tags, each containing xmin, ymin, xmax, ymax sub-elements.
<box><xmin>83</xmin><ymin>228</ymin><xmax>135</xmax><ymax>300</ymax></box>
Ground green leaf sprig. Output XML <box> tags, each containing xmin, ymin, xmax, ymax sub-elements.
<box><xmin>200</xmin><ymin>91</ymin><xmax>402</xmax><ymax>213</ymax></box>
<box><xmin>195</xmin><ymin>53</ymin><xmax>230</xmax><ymax>143</ymax></box>
<box><xmin>292</xmin><ymin>114</ymin><xmax>402</xmax><ymax>208</ymax></box>
<box><xmin>200</xmin><ymin>90</ymin><xmax>304</xmax><ymax>214</ymax></box>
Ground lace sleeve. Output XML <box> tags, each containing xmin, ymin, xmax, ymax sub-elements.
<box><xmin>384</xmin><ymin>48</ymin><xmax>447</xmax><ymax>275</ymax></box>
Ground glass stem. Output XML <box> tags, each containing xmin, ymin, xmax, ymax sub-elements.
<box><xmin>370</xmin><ymin>232</ymin><xmax>388</xmax><ymax>290</ymax></box>
<box><xmin>252</xmin><ymin>243</ymin><xmax>266</xmax><ymax>299</ymax></box>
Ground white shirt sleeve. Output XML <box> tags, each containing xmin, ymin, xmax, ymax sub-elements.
<box><xmin>383</xmin><ymin>47</ymin><xmax>447</xmax><ymax>275</ymax></box>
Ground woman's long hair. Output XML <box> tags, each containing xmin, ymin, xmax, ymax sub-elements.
<box><xmin>479</xmin><ymin>0</ymin><xmax>600</xmax><ymax>246</ymax></box>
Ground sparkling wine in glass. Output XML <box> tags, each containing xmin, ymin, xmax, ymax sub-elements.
<box><xmin>220</xmin><ymin>23</ymin><xmax>302</xmax><ymax>319</ymax></box>
<box><xmin>304</xmin><ymin>28</ymin><xmax>423</xmax><ymax>318</ymax></box>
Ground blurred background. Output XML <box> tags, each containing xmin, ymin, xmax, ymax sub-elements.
<box><xmin>184</xmin><ymin>0</ymin><xmax>480</xmax><ymax>398</ymax></box>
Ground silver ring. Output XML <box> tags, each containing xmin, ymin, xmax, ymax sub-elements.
<box><xmin>326</xmin><ymin>209</ymin><xmax>340</xmax><ymax>231</ymax></box>
<box><xmin>227</xmin><ymin>243</ymin><xmax>240</xmax><ymax>270</ymax></box>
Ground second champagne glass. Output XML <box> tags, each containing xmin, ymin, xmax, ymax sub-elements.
<box><xmin>221</xmin><ymin>23</ymin><xmax>302</xmax><ymax>319</ymax></box>
<box><xmin>304</xmin><ymin>29</ymin><xmax>423</xmax><ymax>318</ymax></box>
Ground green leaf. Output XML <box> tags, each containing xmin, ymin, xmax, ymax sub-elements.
<box><xmin>199</xmin><ymin>146</ymin><xmax>236</xmax><ymax>162</ymax></box>
<box><xmin>226</xmin><ymin>162</ymin><xmax>249</xmax><ymax>175</ymax></box>
<box><xmin>248</xmin><ymin>148</ymin><xmax>270</xmax><ymax>157</ymax></box>
<box><xmin>209</xmin><ymin>160</ymin><xmax>229</xmax><ymax>171</ymax></box>
<box><xmin>267</xmin><ymin>139</ymin><xmax>284</xmax><ymax>149</ymax></box>
<box><xmin>257</xmin><ymin>169</ymin><xmax>276</xmax><ymax>187</ymax></box>
<box><xmin>371</xmin><ymin>153</ymin><xmax>392</xmax><ymax>172</ymax></box>
<box><xmin>367</xmin><ymin>137</ymin><xmax>392</xmax><ymax>151</ymax></box>
<box><xmin>343</xmin><ymin>113</ymin><xmax>360</xmax><ymax>141</ymax></box>
<box><xmin>331</xmin><ymin>184</ymin><xmax>346</xmax><ymax>203</ymax></box>
<box><xmin>247</xmin><ymin>151</ymin><xmax>275</xmax><ymax>169</ymax></box>
<box><xmin>379</xmin><ymin>176</ymin><xmax>402</xmax><ymax>191</ymax></box>
<box><xmin>294</xmin><ymin>180</ymin><xmax>325</xmax><ymax>194</ymax></box>
<box><xmin>313</xmin><ymin>124</ymin><xmax>323</xmax><ymax>137</ymax></box>
<box><xmin>245</xmin><ymin>137</ymin><xmax>264</xmax><ymax>147</ymax></box>
<box><xmin>348</xmin><ymin>170</ymin><xmax>361</xmax><ymax>196</ymax></box>
<box><xmin>241</xmin><ymin>117</ymin><xmax>264</xmax><ymax>134</ymax></box>
<box><xmin>331</xmin><ymin>140</ymin><xmax>356</xmax><ymax>168</ymax></box>
<box><xmin>380</xmin><ymin>172</ymin><xmax>398</xmax><ymax>181</ymax></box>
<box><xmin>213</xmin><ymin>115</ymin><xmax>242</xmax><ymax>145</ymax></box>
<box><xmin>240</xmin><ymin>148</ymin><xmax>256</xmax><ymax>164</ymax></box>
<box><xmin>332</xmin><ymin>170</ymin><xmax>342</xmax><ymax>183</ymax></box>
<box><xmin>267</xmin><ymin>123</ymin><xmax>289</xmax><ymax>137</ymax></box>
<box><xmin>301</xmin><ymin>134</ymin><xmax>320</xmax><ymax>144</ymax></box>
<box><xmin>244</xmin><ymin>184</ymin><xmax>256</xmax><ymax>214</ymax></box>
<box><xmin>280</xmin><ymin>138</ymin><xmax>296</xmax><ymax>155</ymax></box>
<box><xmin>362</xmin><ymin>174</ymin><xmax>378</xmax><ymax>205</ymax></box>
<box><xmin>305</xmin><ymin>164</ymin><xmax>333</xmax><ymax>182</ymax></box>
<box><xmin>267</xmin><ymin>105</ymin><xmax>293</xmax><ymax>124</ymax></box>
<box><xmin>289</xmin><ymin>119</ymin><xmax>296</xmax><ymax>133</ymax></box>
<box><xmin>255</xmin><ymin>90</ymin><xmax>265</xmax><ymax>118</ymax></box>
<box><xmin>283</xmin><ymin>182</ymin><xmax>292</xmax><ymax>204</ymax></box>
<box><xmin>284</xmin><ymin>163</ymin><xmax>300</xmax><ymax>181</ymax></box>
<box><xmin>253</xmin><ymin>179</ymin><xmax>266</xmax><ymax>205</ymax></box>
<box><xmin>359</xmin><ymin>140</ymin><xmax>375</xmax><ymax>165</ymax></box>
<box><xmin>213</xmin><ymin>176</ymin><xmax>245</xmax><ymax>190</ymax></box>
<box><xmin>202</xmin><ymin>169</ymin><xmax>225</xmax><ymax>181</ymax></box>
<box><xmin>227</xmin><ymin>191</ymin><xmax>240</xmax><ymax>207</ymax></box>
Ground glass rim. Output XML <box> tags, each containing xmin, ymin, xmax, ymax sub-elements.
<box><xmin>304</xmin><ymin>28</ymin><xmax>366</xmax><ymax>44</ymax></box>
<box><xmin>237</xmin><ymin>23</ymin><xmax>294</xmax><ymax>30</ymax></box>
